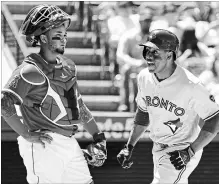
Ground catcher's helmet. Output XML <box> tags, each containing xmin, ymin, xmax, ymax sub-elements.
<box><xmin>140</xmin><ymin>29</ymin><xmax>179</xmax><ymax>56</ymax></box>
<box><xmin>20</xmin><ymin>4</ymin><xmax>71</xmax><ymax>37</ymax></box>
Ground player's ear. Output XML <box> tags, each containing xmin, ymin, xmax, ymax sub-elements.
<box><xmin>39</xmin><ymin>35</ymin><xmax>47</xmax><ymax>43</ymax></box>
<box><xmin>166</xmin><ymin>51</ymin><xmax>173</xmax><ymax>61</ymax></box>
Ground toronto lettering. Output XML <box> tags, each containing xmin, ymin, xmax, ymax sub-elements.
<box><xmin>143</xmin><ymin>96</ymin><xmax>185</xmax><ymax>116</ymax></box>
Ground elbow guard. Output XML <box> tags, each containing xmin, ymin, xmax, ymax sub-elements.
<box><xmin>134</xmin><ymin>108</ymin><xmax>150</xmax><ymax>126</ymax></box>
<box><xmin>202</xmin><ymin>114</ymin><xmax>219</xmax><ymax>134</ymax></box>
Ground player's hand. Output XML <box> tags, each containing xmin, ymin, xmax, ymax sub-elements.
<box><xmin>93</xmin><ymin>132</ymin><xmax>107</xmax><ymax>158</ymax></box>
<box><xmin>83</xmin><ymin>132</ymin><xmax>107</xmax><ymax>167</ymax></box>
<box><xmin>83</xmin><ymin>141</ymin><xmax>107</xmax><ymax>167</ymax></box>
<box><xmin>117</xmin><ymin>144</ymin><xmax>134</xmax><ymax>169</ymax></box>
<box><xmin>168</xmin><ymin>146</ymin><xmax>195</xmax><ymax>170</ymax></box>
<box><xmin>23</xmin><ymin>131</ymin><xmax>53</xmax><ymax>148</ymax></box>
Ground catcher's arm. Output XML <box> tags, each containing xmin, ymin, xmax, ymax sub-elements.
<box><xmin>1</xmin><ymin>92</ymin><xmax>27</xmax><ymax>135</ymax></box>
<box><xmin>1</xmin><ymin>92</ymin><xmax>52</xmax><ymax>147</ymax></box>
<box><xmin>76</xmin><ymin>89</ymin><xmax>107</xmax><ymax>167</ymax></box>
<box><xmin>78</xmin><ymin>97</ymin><xmax>102</xmax><ymax>135</ymax></box>
<box><xmin>2</xmin><ymin>65</ymin><xmax>54</xmax><ymax>146</ymax></box>
<box><xmin>78</xmin><ymin>96</ymin><xmax>106</xmax><ymax>147</ymax></box>
<box><xmin>76</xmin><ymin>86</ymin><xmax>103</xmax><ymax>137</ymax></box>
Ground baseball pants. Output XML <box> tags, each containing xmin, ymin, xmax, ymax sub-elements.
<box><xmin>17</xmin><ymin>132</ymin><xmax>93</xmax><ymax>184</ymax></box>
<box><xmin>151</xmin><ymin>142</ymin><xmax>203</xmax><ymax>184</ymax></box>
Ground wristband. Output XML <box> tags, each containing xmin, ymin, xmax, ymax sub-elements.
<box><xmin>125</xmin><ymin>144</ymin><xmax>134</xmax><ymax>152</ymax></box>
<box><xmin>93</xmin><ymin>132</ymin><xmax>106</xmax><ymax>143</ymax></box>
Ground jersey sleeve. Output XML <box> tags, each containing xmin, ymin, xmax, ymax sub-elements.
<box><xmin>2</xmin><ymin>66</ymin><xmax>31</xmax><ymax>104</ymax></box>
<box><xmin>135</xmin><ymin>74</ymin><xmax>148</xmax><ymax>112</ymax></box>
<box><xmin>192</xmin><ymin>82</ymin><xmax>219</xmax><ymax>121</ymax></box>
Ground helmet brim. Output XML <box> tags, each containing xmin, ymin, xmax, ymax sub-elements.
<box><xmin>139</xmin><ymin>42</ymin><xmax>159</xmax><ymax>50</ymax></box>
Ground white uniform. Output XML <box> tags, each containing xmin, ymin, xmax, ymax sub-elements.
<box><xmin>136</xmin><ymin>65</ymin><xmax>219</xmax><ymax>184</ymax></box>
<box><xmin>18</xmin><ymin>133</ymin><xmax>92</xmax><ymax>184</ymax></box>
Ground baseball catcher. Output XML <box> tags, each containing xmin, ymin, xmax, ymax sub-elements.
<box><xmin>1</xmin><ymin>4</ymin><xmax>107</xmax><ymax>184</ymax></box>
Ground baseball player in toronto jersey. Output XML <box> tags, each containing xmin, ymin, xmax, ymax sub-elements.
<box><xmin>117</xmin><ymin>29</ymin><xmax>219</xmax><ymax>183</ymax></box>
<box><xmin>1</xmin><ymin>4</ymin><xmax>107</xmax><ymax>184</ymax></box>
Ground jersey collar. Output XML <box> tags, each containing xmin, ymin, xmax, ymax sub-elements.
<box><xmin>152</xmin><ymin>65</ymin><xmax>180</xmax><ymax>86</ymax></box>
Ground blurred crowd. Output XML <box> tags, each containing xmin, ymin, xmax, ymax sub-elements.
<box><xmin>93</xmin><ymin>1</ymin><xmax>219</xmax><ymax>112</ymax></box>
<box><xmin>75</xmin><ymin>1</ymin><xmax>219</xmax><ymax>112</ymax></box>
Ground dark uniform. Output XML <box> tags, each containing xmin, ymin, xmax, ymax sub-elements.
<box><xmin>3</xmin><ymin>53</ymin><xmax>80</xmax><ymax>137</ymax></box>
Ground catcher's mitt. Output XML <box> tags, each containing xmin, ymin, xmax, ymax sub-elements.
<box><xmin>83</xmin><ymin>142</ymin><xmax>107</xmax><ymax>167</ymax></box>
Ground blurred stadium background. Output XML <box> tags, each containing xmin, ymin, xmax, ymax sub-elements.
<box><xmin>1</xmin><ymin>1</ymin><xmax>219</xmax><ymax>183</ymax></box>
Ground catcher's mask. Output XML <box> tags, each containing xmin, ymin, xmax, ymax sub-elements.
<box><xmin>140</xmin><ymin>29</ymin><xmax>179</xmax><ymax>60</ymax></box>
<box><xmin>19</xmin><ymin>4</ymin><xmax>71</xmax><ymax>46</ymax></box>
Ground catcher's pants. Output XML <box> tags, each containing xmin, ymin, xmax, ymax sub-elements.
<box><xmin>17</xmin><ymin>132</ymin><xmax>92</xmax><ymax>184</ymax></box>
<box><xmin>151</xmin><ymin>142</ymin><xmax>203</xmax><ymax>184</ymax></box>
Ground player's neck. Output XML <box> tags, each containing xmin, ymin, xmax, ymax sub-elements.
<box><xmin>155</xmin><ymin>63</ymin><xmax>177</xmax><ymax>81</ymax></box>
<box><xmin>39</xmin><ymin>50</ymin><xmax>57</xmax><ymax>64</ymax></box>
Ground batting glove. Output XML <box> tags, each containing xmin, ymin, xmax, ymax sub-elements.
<box><xmin>117</xmin><ymin>144</ymin><xmax>134</xmax><ymax>169</ymax></box>
<box><xmin>169</xmin><ymin>146</ymin><xmax>195</xmax><ymax>170</ymax></box>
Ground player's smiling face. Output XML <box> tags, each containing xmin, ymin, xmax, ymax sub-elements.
<box><xmin>144</xmin><ymin>46</ymin><xmax>172</xmax><ymax>74</ymax></box>
<box><xmin>45</xmin><ymin>24</ymin><xmax>67</xmax><ymax>55</ymax></box>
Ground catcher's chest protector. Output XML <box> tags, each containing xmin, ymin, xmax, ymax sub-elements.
<box><xmin>25</xmin><ymin>53</ymin><xmax>79</xmax><ymax>126</ymax></box>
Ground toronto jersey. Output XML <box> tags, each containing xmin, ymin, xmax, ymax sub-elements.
<box><xmin>136</xmin><ymin>65</ymin><xmax>219</xmax><ymax>145</ymax></box>
<box><xmin>2</xmin><ymin>53</ymin><xmax>81</xmax><ymax>137</ymax></box>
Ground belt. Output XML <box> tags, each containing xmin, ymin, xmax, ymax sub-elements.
<box><xmin>32</xmin><ymin>124</ymin><xmax>79</xmax><ymax>138</ymax></box>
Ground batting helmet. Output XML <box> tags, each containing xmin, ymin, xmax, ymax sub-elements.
<box><xmin>19</xmin><ymin>4</ymin><xmax>71</xmax><ymax>46</ymax></box>
<box><xmin>140</xmin><ymin>29</ymin><xmax>179</xmax><ymax>56</ymax></box>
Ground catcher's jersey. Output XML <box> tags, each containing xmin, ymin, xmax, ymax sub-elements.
<box><xmin>136</xmin><ymin>65</ymin><xmax>219</xmax><ymax>145</ymax></box>
<box><xmin>2</xmin><ymin>54</ymin><xmax>81</xmax><ymax>137</ymax></box>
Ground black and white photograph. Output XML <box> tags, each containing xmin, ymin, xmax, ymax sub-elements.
<box><xmin>1</xmin><ymin>1</ymin><xmax>219</xmax><ymax>184</ymax></box>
